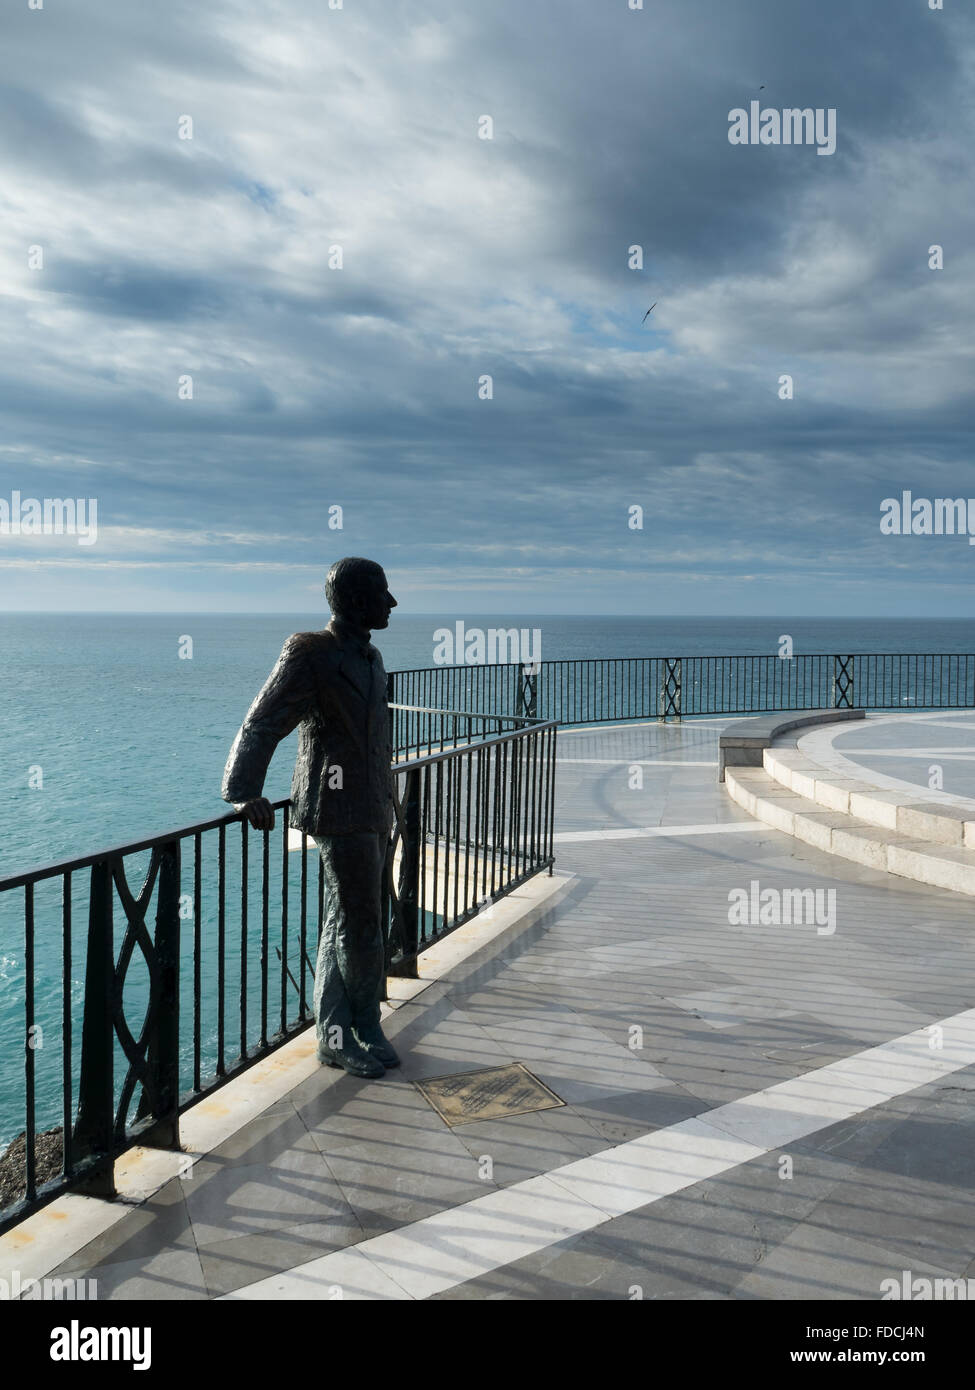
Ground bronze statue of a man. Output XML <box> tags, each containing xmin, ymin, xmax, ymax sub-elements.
<box><xmin>221</xmin><ymin>557</ymin><xmax>399</xmax><ymax>1079</ymax></box>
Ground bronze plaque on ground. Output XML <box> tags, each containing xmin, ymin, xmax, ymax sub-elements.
<box><xmin>415</xmin><ymin>1063</ymin><xmax>565</xmax><ymax>1127</ymax></box>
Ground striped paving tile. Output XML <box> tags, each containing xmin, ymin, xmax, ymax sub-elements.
<box><xmin>223</xmin><ymin>1009</ymin><xmax>975</xmax><ymax>1300</ymax></box>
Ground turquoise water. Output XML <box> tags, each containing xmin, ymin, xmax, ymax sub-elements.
<box><xmin>1</xmin><ymin>613</ymin><xmax>974</xmax><ymax>1149</ymax></box>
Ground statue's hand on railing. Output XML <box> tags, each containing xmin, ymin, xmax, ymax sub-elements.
<box><xmin>234</xmin><ymin>797</ymin><xmax>275</xmax><ymax>831</ymax></box>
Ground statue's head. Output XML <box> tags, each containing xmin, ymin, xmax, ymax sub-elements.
<box><xmin>325</xmin><ymin>557</ymin><xmax>397</xmax><ymax>631</ymax></box>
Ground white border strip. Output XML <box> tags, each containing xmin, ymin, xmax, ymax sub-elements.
<box><xmin>557</xmin><ymin>718</ymin><xmax>734</xmax><ymax>735</ymax></box>
<box><xmin>553</xmin><ymin>821</ymin><xmax>756</xmax><ymax>843</ymax></box>
<box><xmin>558</xmin><ymin>759</ymin><xmax>718</xmax><ymax>766</ymax></box>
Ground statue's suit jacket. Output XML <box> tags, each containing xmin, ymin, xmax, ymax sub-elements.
<box><xmin>221</xmin><ymin>622</ymin><xmax>394</xmax><ymax>837</ymax></box>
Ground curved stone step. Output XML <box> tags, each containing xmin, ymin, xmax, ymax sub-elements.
<box><xmin>762</xmin><ymin>747</ymin><xmax>975</xmax><ymax>848</ymax></box>
<box><xmin>725</xmin><ymin>766</ymin><xmax>975</xmax><ymax>897</ymax></box>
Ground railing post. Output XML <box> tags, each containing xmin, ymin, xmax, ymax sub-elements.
<box><xmin>136</xmin><ymin>840</ymin><xmax>182</xmax><ymax>1148</ymax></box>
<box><xmin>73</xmin><ymin>859</ymin><xmax>116</xmax><ymax>1197</ymax></box>
<box><xmin>521</xmin><ymin>662</ymin><xmax>538</xmax><ymax>720</ymax></box>
<box><xmin>546</xmin><ymin>724</ymin><xmax>558</xmax><ymax>871</ymax></box>
<box><xmin>398</xmin><ymin>769</ymin><xmax>421</xmax><ymax>976</ymax></box>
<box><xmin>386</xmin><ymin>670</ymin><xmax>396</xmax><ymax>754</ymax></box>
<box><xmin>832</xmin><ymin>655</ymin><xmax>854</xmax><ymax>709</ymax></box>
<box><xmin>385</xmin><ymin>768</ymin><xmax>421</xmax><ymax>979</ymax></box>
<box><xmin>380</xmin><ymin>833</ymin><xmax>390</xmax><ymax>1001</ymax></box>
<box><xmin>659</xmin><ymin>658</ymin><xmax>682</xmax><ymax>722</ymax></box>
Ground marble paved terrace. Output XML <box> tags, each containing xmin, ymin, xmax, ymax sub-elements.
<box><xmin>42</xmin><ymin>716</ymin><xmax>975</xmax><ymax>1299</ymax></box>
<box><xmin>827</xmin><ymin>711</ymin><xmax>975</xmax><ymax>802</ymax></box>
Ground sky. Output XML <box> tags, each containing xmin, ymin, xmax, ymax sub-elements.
<box><xmin>0</xmin><ymin>0</ymin><xmax>973</xmax><ymax>615</ymax></box>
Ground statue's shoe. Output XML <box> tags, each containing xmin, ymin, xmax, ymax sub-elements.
<box><xmin>317</xmin><ymin>1040</ymin><xmax>385</xmax><ymax>1078</ymax></box>
<box><xmin>353</xmin><ymin>1028</ymin><xmax>401</xmax><ymax>1068</ymax></box>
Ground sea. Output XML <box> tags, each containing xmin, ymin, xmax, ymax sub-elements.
<box><xmin>1</xmin><ymin>613</ymin><xmax>973</xmax><ymax>1150</ymax></box>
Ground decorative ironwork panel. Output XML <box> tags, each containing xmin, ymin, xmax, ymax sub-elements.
<box><xmin>521</xmin><ymin>664</ymin><xmax>538</xmax><ymax>720</ymax></box>
<box><xmin>659</xmin><ymin>657</ymin><xmax>682</xmax><ymax>721</ymax></box>
<box><xmin>833</xmin><ymin>655</ymin><xmax>855</xmax><ymax>709</ymax></box>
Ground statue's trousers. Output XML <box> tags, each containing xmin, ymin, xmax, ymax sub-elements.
<box><xmin>312</xmin><ymin>832</ymin><xmax>386</xmax><ymax>1050</ymax></box>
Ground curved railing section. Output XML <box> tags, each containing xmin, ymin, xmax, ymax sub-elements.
<box><xmin>390</xmin><ymin>652</ymin><xmax>975</xmax><ymax>728</ymax></box>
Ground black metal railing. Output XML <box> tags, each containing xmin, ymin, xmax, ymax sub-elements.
<box><xmin>0</xmin><ymin>717</ymin><xmax>556</xmax><ymax>1234</ymax></box>
<box><xmin>385</xmin><ymin>720</ymin><xmax>557</xmax><ymax>976</ymax></box>
<box><xmin>0</xmin><ymin>805</ymin><xmax>309</xmax><ymax>1232</ymax></box>
<box><xmin>388</xmin><ymin>653</ymin><xmax>975</xmax><ymax>725</ymax></box>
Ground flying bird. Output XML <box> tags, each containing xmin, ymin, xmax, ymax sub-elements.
<box><xmin>642</xmin><ymin>302</ymin><xmax>657</xmax><ymax>323</ymax></box>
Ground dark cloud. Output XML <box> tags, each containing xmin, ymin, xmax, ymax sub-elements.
<box><xmin>44</xmin><ymin>259</ymin><xmax>228</xmax><ymax>320</ymax></box>
<box><xmin>0</xmin><ymin>0</ymin><xmax>972</xmax><ymax>613</ymax></box>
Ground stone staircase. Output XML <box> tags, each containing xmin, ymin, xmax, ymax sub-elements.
<box><xmin>725</xmin><ymin>740</ymin><xmax>975</xmax><ymax>897</ymax></box>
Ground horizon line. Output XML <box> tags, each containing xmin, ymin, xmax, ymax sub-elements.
<box><xmin>3</xmin><ymin>611</ymin><xmax>974</xmax><ymax>621</ymax></box>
